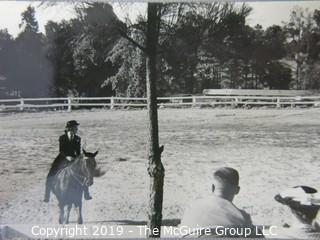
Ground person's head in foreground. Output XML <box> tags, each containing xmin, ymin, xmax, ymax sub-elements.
<box><xmin>180</xmin><ymin>167</ymin><xmax>254</xmax><ymax>238</ymax></box>
<box><xmin>275</xmin><ymin>185</ymin><xmax>320</xmax><ymax>232</ymax></box>
<box><xmin>212</xmin><ymin>167</ymin><xmax>240</xmax><ymax>202</ymax></box>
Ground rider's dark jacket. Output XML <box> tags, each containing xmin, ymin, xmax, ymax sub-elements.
<box><xmin>59</xmin><ymin>133</ymin><xmax>81</xmax><ymax>158</ymax></box>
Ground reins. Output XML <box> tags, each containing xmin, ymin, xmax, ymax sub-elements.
<box><xmin>69</xmin><ymin>168</ymin><xmax>89</xmax><ymax>186</ymax></box>
<box><xmin>68</xmin><ymin>157</ymin><xmax>91</xmax><ymax>187</ymax></box>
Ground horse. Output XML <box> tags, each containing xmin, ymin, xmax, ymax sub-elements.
<box><xmin>51</xmin><ymin>149</ymin><xmax>99</xmax><ymax>224</ymax></box>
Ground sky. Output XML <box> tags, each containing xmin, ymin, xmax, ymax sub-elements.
<box><xmin>0</xmin><ymin>1</ymin><xmax>320</xmax><ymax>37</ymax></box>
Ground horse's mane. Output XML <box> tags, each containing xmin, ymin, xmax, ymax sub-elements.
<box><xmin>72</xmin><ymin>153</ymin><xmax>97</xmax><ymax>170</ymax></box>
<box><xmin>69</xmin><ymin>151</ymin><xmax>102</xmax><ymax>177</ymax></box>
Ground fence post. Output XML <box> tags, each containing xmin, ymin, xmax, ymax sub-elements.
<box><xmin>276</xmin><ymin>97</ymin><xmax>280</xmax><ymax>108</ymax></box>
<box><xmin>110</xmin><ymin>97</ymin><xmax>114</xmax><ymax>109</ymax></box>
<box><xmin>192</xmin><ymin>96</ymin><xmax>196</xmax><ymax>107</ymax></box>
<box><xmin>234</xmin><ymin>97</ymin><xmax>239</xmax><ymax>107</ymax></box>
<box><xmin>67</xmin><ymin>97</ymin><xmax>72</xmax><ymax>112</ymax></box>
<box><xmin>20</xmin><ymin>98</ymin><xmax>24</xmax><ymax>111</ymax></box>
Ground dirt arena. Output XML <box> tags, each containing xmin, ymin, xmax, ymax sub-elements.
<box><xmin>0</xmin><ymin>108</ymin><xmax>320</xmax><ymax>227</ymax></box>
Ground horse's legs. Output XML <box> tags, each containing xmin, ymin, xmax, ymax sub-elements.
<box><xmin>65</xmin><ymin>204</ymin><xmax>72</xmax><ymax>224</ymax></box>
<box><xmin>59</xmin><ymin>204</ymin><xmax>64</xmax><ymax>224</ymax></box>
<box><xmin>76</xmin><ymin>202</ymin><xmax>83</xmax><ymax>224</ymax></box>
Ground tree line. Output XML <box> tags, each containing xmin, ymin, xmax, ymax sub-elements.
<box><xmin>0</xmin><ymin>2</ymin><xmax>320</xmax><ymax>98</ymax></box>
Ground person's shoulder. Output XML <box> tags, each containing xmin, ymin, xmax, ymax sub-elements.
<box><xmin>186</xmin><ymin>195</ymin><xmax>220</xmax><ymax>211</ymax></box>
<box><xmin>74</xmin><ymin>135</ymin><xmax>81</xmax><ymax>141</ymax></box>
<box><xmin>59</xmin><ymin>134</ymin><xmax>67</xmax><ymax>141</ymax></box>
<box><xmin>188</xmin><ymin>195</ymin><xmax>212</xmax><ymax>204</ymax></box>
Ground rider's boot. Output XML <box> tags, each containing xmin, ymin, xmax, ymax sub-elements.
<box><xmin>44</xmin><ymin>177</ymin><xmax>51</xmax><ymax>202</ymax></box>
<box><xmin>84</xmin><ymin>186</ymin><xmax>92</xmax><ymax>200</ymax></box>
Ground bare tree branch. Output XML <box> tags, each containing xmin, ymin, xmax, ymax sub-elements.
<box><xmin>117</xmin><ymin>27</ymin><xmax>146</xmax><ymax>52</ymax></box>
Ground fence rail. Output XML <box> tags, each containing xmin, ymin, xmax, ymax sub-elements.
<box><xmin>0</xmin><ymin>96</ymin><xmax>320</xmax><ymax>112</ymax></box>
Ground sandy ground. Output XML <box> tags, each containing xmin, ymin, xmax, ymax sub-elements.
<box><xmin>0</xmin><ymin>108</ymin><xmax>320</xmax><ymax>228</ymax></box>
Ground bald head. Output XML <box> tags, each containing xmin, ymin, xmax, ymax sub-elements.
<box><xmin>212</xmin><ymin>167</ymin><xmax>240</xmax><ymax>202</ymax></box>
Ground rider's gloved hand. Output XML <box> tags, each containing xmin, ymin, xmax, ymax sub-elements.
<box><xmin>66</xmin><ymin>156</ymin><xmax>73</xmax><ymax>161</ymax></box>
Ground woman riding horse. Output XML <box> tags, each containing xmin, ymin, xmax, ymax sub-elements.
<box><xmin>44</xmin><ymin>120</ymin><xmax>92</xmax><ymax>202</ymax></box>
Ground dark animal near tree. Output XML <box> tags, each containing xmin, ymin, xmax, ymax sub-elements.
<box><xmin>51</xmin><ymin>149</ymin><xmax>99</xmax><ymax>224</ymax></box>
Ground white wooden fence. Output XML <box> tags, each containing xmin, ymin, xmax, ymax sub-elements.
<box><xmin>0</xmin><ymin>96</ymin><xmax>320</xmax><ymax>112</ymax></box>
<box><xmin>203</xmin><ymin>89</ymin><xmax>315</xmax><ymax>96</ymax></box>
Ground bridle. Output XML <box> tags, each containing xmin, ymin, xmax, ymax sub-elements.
<box><xmin>68</xmin><ymin>156</ymin><xmax>93</xmax><ymax>187</ymax></box>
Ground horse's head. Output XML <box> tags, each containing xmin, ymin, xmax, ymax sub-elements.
<box><xmin>82</xmin><ymin>149</ymin><xmax>98</xmax><ymax>186</ymax></box>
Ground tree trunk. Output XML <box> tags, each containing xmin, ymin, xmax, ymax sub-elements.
<box><xmin>296</xmin><ymin>60</ymin><xmax>302</xmax><ymax>90</ymax></box>
<box><xmin>146</xmin><ymin>3</ymin><xmax>165</xmax><ymax>238</ymax></box>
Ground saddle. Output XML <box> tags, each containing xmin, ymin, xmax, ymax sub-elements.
<box><xmin>50</xmin><ymin>154</ymin><xmax>74</xmax><ymax>176</ymax></box>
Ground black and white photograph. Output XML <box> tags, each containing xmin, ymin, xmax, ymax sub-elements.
<box><xmin>0</xmin><ymin>0</ymin><xmax>320</xmax><ymax>239</ymax></box>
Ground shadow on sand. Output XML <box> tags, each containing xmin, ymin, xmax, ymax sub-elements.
<box><xmin>84</xmin><ymin>219</ymin><xmax>181</xmax><ymax>226</ymax></box>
